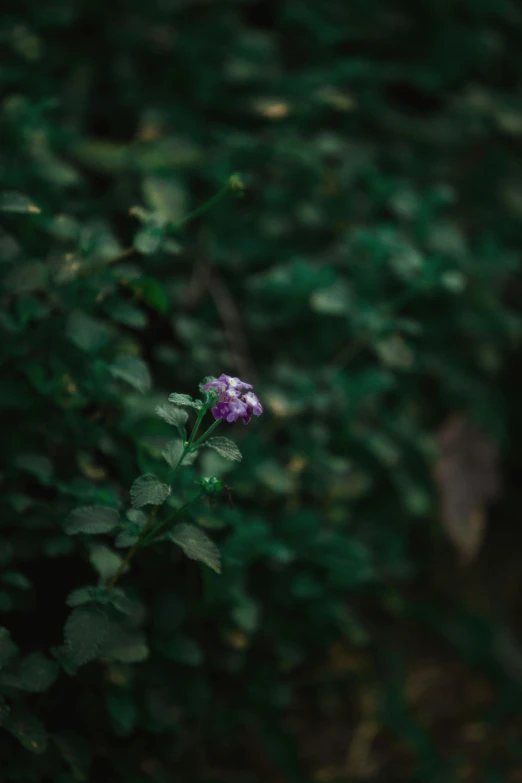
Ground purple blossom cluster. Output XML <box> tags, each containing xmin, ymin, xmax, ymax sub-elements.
<box><xmin>202</xmin><ymin>374</ymin><xmax>263</xmax><ymax>425</ymax></box>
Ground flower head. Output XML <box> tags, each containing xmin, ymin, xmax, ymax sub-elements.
<box><xmin>202</xmin><ymin>374</ymin><xmax>252</xmax><ymax>397</ymax></box>
<box><xmin>202</xmin><ymin>374</ymin><xmax>262</xmax><ymax>425</ymax></box>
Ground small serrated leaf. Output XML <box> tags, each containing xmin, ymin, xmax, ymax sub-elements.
<box><xmin>64</xmin><ymin>606</ymin><xmax>110</xmax><ymax>666</ymax></box>
<box><xmin>66</xmin><ymin>586</ymin><xmax>100</xmax><ymax>607</ymax></box>
<box><xmin>66</xmin><ymin>586</ymin><xmax>132</xmax><ymax>616</ymax></box>
<box><xmin>65</xmin><ymin>506</ymin><xmax>120</xmax><ymax>535</ymax></box>
<box><xmin>89</xmin><ymin>544</ymin><xmax>122</xmax><ymax>582</ymax></box>
<box><xmin>199</xmin><ymin>375</ymin><xmax>216</xmax><ymax>391</ymax></box>
<box><xmin>205</xmin><ymin>437</ymin><xmax>242</xmax><ymax>462</ymax></box>
<box><xmin>155</xmin><ymin>403</ymin><xmax>188</xmax><ymax>435</ymax></box>
<box><xmin>169</xmin><ymin>523</ymin><xmax>221</xmax><ymax>573</ymax></box>
<box><xmin>130</xmin><ymin>474</ymin><xmax>170</xmax><ymax>508</ymax></box>
<box><xmin>167</xmin><ymin>393</ymin><xmax>202</xmax><ymax>410</ymax></box>
<box><xmin>162</xmin><ymin>439</ymin><xmax>185</xmax><ymax>469</ymax></box>
<box><xmin>109</xmin><ymin>354</ymin><xmax>151</xmax><ymax>394</ymax></box>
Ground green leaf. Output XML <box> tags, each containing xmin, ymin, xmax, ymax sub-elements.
<box><xmin>64</xmin><ymin>606</ymin><xmax>110</xmax><ymax>666</ymax></box>
<box><xmin>14</xmin><ymin>453</ymin><xmax>53</xmax><ymax>482</ymax></box>
<box><xmin>45</xmin><ymin>535</ymin><xmax>75</xmax><ymax>557</ymax></box>
<box><xmin>66</xmin><ymin>586</ymin><xmax>132</xmax><ymax>616</ymax></box>
<box><xmin>67</xmin><ymin>310</ymin><xmax>110</xmax><ymax>352</ymax></box>
<box><xmin>66</xmin><ymin>586</ymin><xmax>100</xmax><ymax>607</ymax></box>
<box><xmin>143</xmin><ymin>176</ymin><xmax>186</xmax><ymax>223</ymax></box>
<box><xmin>101</xmin><ymin>626</ymin><xmax>149</xmax><ymax>663</ymax></box>
<box><xmin>6</xmin><ymin>713</ymin><xmax>48</xmax><ymax>754</ymax></box>
<box><xmin>0</xmin><ymin>191</ymin><xmax>41</xmax><ymax>214</ymax></box>
<box><xmin>232</xmin><ymin>597</ymin><xmax>260</xmax><ymax>633</ymax></box>
<box><xmin>108</xmin><ymin>299</ymin><xmax>147</xmax><ymax>329</ymax></box>
<box><xmin>114</xmin><ymin>510</ymin><xmax>147</xmax><ymax>548</ymax></box>
<box><xmin>131</xmin><ymin>276</ymin><xmax>169</xmax><ymax>314</ymax></box>
<box><xmin>155</xmin><ymin>403</ymin><xmax>188</xmax><ymax>436</ymax></box>
<box><xmin>163</xmin><ymin>238</ymin><xmax>183</xmax><ymax>254</ymax></box>
<box><xmin>53</xmin><ymin>732</ymin><xmax>91</xmax><ymax>781</ymax></box>
<box><xmin>127</xmin><ymin>509</ymin><xmax>147</xmax><ymax>525</ymax></box>
<box><xmin>205</xmin><ymin>437</ymin><xmax>242</xmax><ymax>462</ymax></box>
<box><xmin>89</xmin><ymin>544</ymin><xmax>122</xmax><ymax>582</ymax></box>
<box><xmin>109</xmin><ymin>354</ymin><xmax>152</xmax><ymax>394</ymax></box>
<box><xmin>3</xmin><ymin>262</ymin><xmax>48</xmax><ymax>294</ymax></box>
<box><xmin>310</xmin><ymin>282</ymin><xmax>351</xmax><ymax>315</ymax></box>
<box><xmin>182</xmin><ymin>449</ymin><xmax>198</xmax><ymax>465</ymax></box>
<box><xmin>1</xmin><ymin>571</ymin><xmax>31</xmax><ymax>590</ymax></box>
<box><xmin>169</xmin><ymin>523</ymin><xmax>221</xmax><ymax>573</ymax></box>
<box><xmin>5</xmin><ymin>493</ymin><xmax>33</xmax><ymax>512</ymax></box>
<box><xmin>167</xmin><ymin>393</ymin><xmax>203</xmax><ymax>410</ymax></box>
<box><xmin>0</xmin><ymin>627</ymin><xmax>18</xmax><ymax>668</ymax></box>
<box><xmin>115</xmin><ymin>527</ymin><xmax>141</xmax><ymax>548</ymax></box>
<box><xmin>199</xmin><ymin>375</ymin><xmax>217</xmax><ymax>391</ymax></box>
<box><xmin>107</xmin><ymin>588</ymin><xmax>133</xmax><ymax>616</ymax></box>
<box><xmin>162</xmin><ymin>439</ymin><xmax>185</xmax><ymax>468</ymax></box>
<box><xmin>130</xmin><ymin>474</ymin><xmax>170</xmax><ymax>508</ymax></box>
<box><xmin>133</xmin><ymin>223</ymin><xmax>164</xmax><ymax>255</ymax></box>
<box><xmin>65</xmin><ymin>506</ymin><xmax>120</xmax><ymax>535</ymax></box>
<box><xmin>15</xmin><ymin>653</ymin><xmax>59</xmax><ymax>692</ymax></box>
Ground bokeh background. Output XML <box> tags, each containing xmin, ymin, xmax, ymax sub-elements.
<box><xmin>2</xmin><ymin>0</ymin><xmax>522</xmax><ymax>781</ymax></box>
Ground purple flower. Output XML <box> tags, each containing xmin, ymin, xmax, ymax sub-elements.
<box><xmin>202</xmin><ymin>374</ymin><xmax>253</xmax><ymax>399</ymax></box>
<box><xmin>203</xmin><ymin>373</ymin><xmax>262</xmax><ymax>425</ymax></box>
<box><xmin>243</xmin><ymin>391</ymin><xmax>263</xmax><ymax>417</ymax></box>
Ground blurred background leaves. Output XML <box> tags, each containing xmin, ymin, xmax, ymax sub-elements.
<box><xmin>2</xmin><ymin>0</ymin><xmax>522</xmax><ymax>781</ymax></box>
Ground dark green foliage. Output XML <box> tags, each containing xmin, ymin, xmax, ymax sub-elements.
<box><xmin>2</xmin><ymin>0</ymin><xmax>522</xmax><ymax>780</ymax></box>
<box><xmin>169</xmin><ymin>523</ymin><xmax>222</xmax><ymax>574</ymax></box>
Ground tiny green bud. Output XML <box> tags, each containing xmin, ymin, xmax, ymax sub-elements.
<box><xmin>196</xmin><ymin>476</ymin><xmax>224</xmax><ymax>496</ymax></box>
<box><xmin>228</xmin><ymin>173</ymin><xmax>245</xmax><ymax>194</ymax></box>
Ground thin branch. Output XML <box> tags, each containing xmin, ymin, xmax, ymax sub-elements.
<box><xmin>107</xmin><ymin>505</ymin><xmax>159</xmax><ymax>589</ymax></box>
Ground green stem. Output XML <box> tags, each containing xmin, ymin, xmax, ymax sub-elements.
<box><xmin>190</xmin><ymin>418</ymin><xmax>222</xmax><ymax>450</ymax></box>
<box><xmin>187</xmin><ymin>407</ymin><xmax>206</xmax><ymax>449</ymax></box>
<box><xmin>142</xmin><ymin>492</ymin><xmax>202</xmax><ymax>545</ymax></box>
<box><xmin>165</xmin><ymin>406</ymin><xmax>207</xmax><ymax>484</ymax></box>
<box><xmin>107</xmin><ymin>505</ymin><xmax>159</xmax><ymax>589</ymax></box>
<box><xmin>175</xmin><ymin>184</ymin><xmax>230</xmax><ymax>231</ymax></box>
<box><xmin>107</xmin><ymin>410</ymin><xmax>216</xmax><ymax>589</ymax></box>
